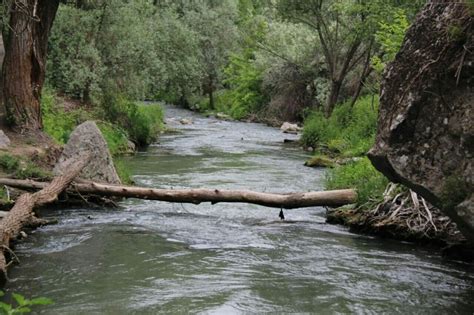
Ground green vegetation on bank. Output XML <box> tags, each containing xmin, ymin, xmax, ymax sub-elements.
<box><xmin>302</xmin><ymin>95</ymin><xmax>379</xmax><ymax>158</ymax></box>
<box><xmin>326</xmin><ymin>158</ymin><xmax>389</xmax><ymax>206</ymax></box>
<box><xmin>301</xmin><ymin>95</ymin><xmax>385</xmax><ymax>206</ymax></box>
<box><xmin>0</xmin><ymin>291</ymin><xmax>52</xmax><ymax>315</ymax></box>
<box><xmin>41</xmin><ymin>89</ymin><xmax>164</xmax><ymax>183</ymax></box>
<box><xmin>41</xmin><ymin>90</ymin><xmax>163</xmax><ymax>152</ymax></box>
<box><xmin>0</xmin><ymin>154</ymin><xmax>51</xmax><ymax>181</ymax></box>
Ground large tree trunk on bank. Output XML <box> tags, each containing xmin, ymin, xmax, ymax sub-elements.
<box><xmin>0</xmin><ymin>156</ymin><xmax>89</xmax><ymax>285</ymax></box>
<box><xmin>2</xmin><ymin>0</ymin><xmax>60</xmax><ymax>130</ymax></box>
<box><xmin>0</xmin><ymin>178</ymin><xmax>357</xmax><ymax>209</ymax></box>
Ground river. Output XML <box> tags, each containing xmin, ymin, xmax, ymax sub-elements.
<box><xmin>5</xmin><ymin>106</ymin><xmax>474</xmax><ymax>314</ymax></box>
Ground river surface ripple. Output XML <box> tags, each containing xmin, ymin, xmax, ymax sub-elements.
<box><xmin>5</xmin><ymin>106</ymin><xmax>474</xmax><ymax>314</ymax></box>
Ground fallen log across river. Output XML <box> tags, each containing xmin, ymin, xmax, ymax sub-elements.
<box><xmin>0</xmin><ymin>178</ymin><xmax>357</xmax><ymax>209</ymax></box>
<box><xmin>0</xmin><ymin>173</ymin><xmax>356</xmax><ymax>284</ymax></box>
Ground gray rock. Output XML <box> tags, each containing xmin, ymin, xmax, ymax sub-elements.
<box><xmin>280</xmin><ymin>122</ymin><xmax>302</xmax><ymax>134</ymax></box>
<box><xmin>54</xmin><ymin>121</ymin><xmax>121</xmax><ymax>184</ymax></box>
<box><xmin>179</xmin><ymin>118</ymin><xmax>192</xmax><ymax>125</ymax></box>
<box><xmin>368</xmin><ymin>2</ymin><xmax>474</xmax><ymax>242</ymax></box>
<box><xmin>0</xmin><ymin>130</ymin><xmax>10</xmax><ymax>149</ymax></box>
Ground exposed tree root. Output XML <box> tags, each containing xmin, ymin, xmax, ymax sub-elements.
<box><xmin>327</xmin><ymin>183</ymin><xmax>465</xmax><ymax>245</ymax></box>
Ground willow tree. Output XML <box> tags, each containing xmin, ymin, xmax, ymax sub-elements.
<box><xmin>1</xmin><ymin>0</ymin><xmax>60</xmax><ymax>131</ymax></box>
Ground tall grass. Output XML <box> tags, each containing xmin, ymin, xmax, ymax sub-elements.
<box><xmin>325</xmin><ymin>157</ymin><xmax>388</xmax><ymax>206</ymax></box>
<box><xmin>302</xmin><ymin>95</ymin><xmax>379</xmax><ymax>157</ymax></box>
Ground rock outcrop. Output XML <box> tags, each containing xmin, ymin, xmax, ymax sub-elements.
<box><xmin>368</xmin><ymin>1</ymin><xmax>473</xmax><ymax>242</ymax></box>
<box><xmin>54</xmin><ymin>121</ymin><xmax>121</xmax><ymax>184</ymax></box>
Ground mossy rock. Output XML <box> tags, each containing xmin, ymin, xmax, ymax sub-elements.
<box><xmin>304</xmin><ymin>155</ymin><xmax>336</xmax><ymax>168</ymax></box>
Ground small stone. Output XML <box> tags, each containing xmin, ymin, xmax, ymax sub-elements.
<box><xmin>179</xmin><ymin>118</ymin><xmax>192</xmax><ymax>125</ymax></box>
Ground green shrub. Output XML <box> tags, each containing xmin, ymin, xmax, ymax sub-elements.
<box><xmin>97</xmin><ymin>122</ymin><xmax>130</xmax><ymax>156</ymax></box>
<box><xmin>0</xmin><ymin>154</ymin><xmax>50</xmax><ymax>180</ymax></box>
<box><xmin>0</xmin><ymin>291</ymin><xmax>53</xmax><ymax>314</ymax></box>
<box><xmin>302</xmin><ymin>95</ymin><xmax>379</xmax><ymax>157</ymax></box>
<box><xmin>301</xmin><ymin>111</ymin><xmax>327</xmax><ymax>148</ymax></box>
<box><xmin>114</xmin><ymin>158</ymin><xmax>133</xmax><ymax>185</ymax></box>
<box><xmin>100</xmin><ymin>95</ymin><xmax>163</xmax><ymax>146</ymax></box>
<box><xmin>0</xmin><ymin>154</ymin><xmax>19</xmax><ymax>173</ymax></box>
<box><xmin>221</xmin><ymin>54</ymin><xmax>267</xmax><ymax>119</ymax></box>
<box><xmin>325</xmin><ymin>157</ymin><xmax>388</xmax><ymax>206</ymax></box>
<box><xmin>132</xmin><ymin>103</ymin><xmax>164</xmax><ymax>145</ymax></box>
<box><xmin>41</xmin><ymin>89</ymin><xmax>89</xmax><ymax>144</ymax></box>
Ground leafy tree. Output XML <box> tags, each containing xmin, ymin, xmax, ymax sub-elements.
<box><xmin>183</xmin><ymin>0</ymin><xmax>239</xmax><ymax>109</ymax></box>
<box><xmin>277</xmin><ymin>0</ymin><xmax>422</xmax><ymax>117</ymax></box>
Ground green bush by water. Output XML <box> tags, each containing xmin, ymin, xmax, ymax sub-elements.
<box><xmin>100</xmin><ymin>95</ymin><xmax>163</xmax><ymax>146</ymax></box>
<box><xmin>302</xmin><ymin>95</ymin><xmax>379</xmax><ymax>157</ymax></box>
<box><xmin>325</xmin><ymin>157</ymin><xmax>388</xmax><ymax>206</ymax></box>
<box><xmin>0</xmin><ymin>291</ymin><xmax>52</xmax><ymax>314</ymax></box>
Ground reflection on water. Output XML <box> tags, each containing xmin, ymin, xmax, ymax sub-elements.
<box><xmin>5</xmin><ymin>106</ymin><xmax>474</xmax><ymax>314</ymax></box>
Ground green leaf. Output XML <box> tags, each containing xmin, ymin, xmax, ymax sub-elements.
<box><xmin>28</xmin><ymin>297</ymin><xmax>53</xmax><ymax>306</ymax></box>
<box><xmin>12</xmin><ymin>306</ymin><xmax>31</xmax><ymax>314</ymax></box>
<box><xmin>11</xmin><ymin>294</ymin><xmax>26</xmax><ymax>307</ymax></box>
<box><xmin>0</xmin><ymin>302</ymin><xmax>12</xmax><ymax>312</ymax></box>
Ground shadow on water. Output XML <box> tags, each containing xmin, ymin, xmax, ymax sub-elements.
<box><xmin>4</xmin><ymin>105</ymin><xmax>474</xmax><ymax>314</ymax></box>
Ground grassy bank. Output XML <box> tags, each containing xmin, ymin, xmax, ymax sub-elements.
<box><xmin>40</xmin><ymin>89</ymin><xmax>164</xmax><ymax>183</ymax></box>
<box><xmin>301</xmin><ymin>95</ymin><xmax>387</xmax><ymax>208</ymax></box>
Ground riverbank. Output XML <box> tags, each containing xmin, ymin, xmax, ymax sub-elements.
<box><xmin>295</xmin><ymin>95</ymin><xmax>471</xmax><ymax>252</ymax></box>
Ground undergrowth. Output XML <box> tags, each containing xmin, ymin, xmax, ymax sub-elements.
<box><xmin>302</xmin><ymin>95</ymin><xmax>379</xmax><ymax>157</ymax></box>
<box><xmin>0</xmin><ymin>154</ymin><xmax>51</xmax><ymax>181</ymax></box>
<box><xmin>325</xmin><ymin>158</ymin><xmax>388</xmax><ymax>206</ymax></box>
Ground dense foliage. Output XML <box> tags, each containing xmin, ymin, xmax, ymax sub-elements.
<box><xmin>42</xmin><ymin>0</ymin><xmax>425</xmax><ymax>203</ymax></box>
<box><xmin>45</xmin><ymin>0</ymin><xmax>423</xmax><ymax>123</ymax></box>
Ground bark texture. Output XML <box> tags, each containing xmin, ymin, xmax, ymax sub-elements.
<box><xmin>2</xmin><ymin>0</ymin><xmax>60</xmax><ymax>130</ymax></box>
<box><xmin>368</xmin><ymin>1</ymin><xmax>474</xmax><ymax>242</ymax></box>
<box><xmin>0</xmin><ymin>156</ymin><xmax>89</xmax><ymax>285</ymax></box>
<box><xmin>0</xmin><ymin>178</ymin><xmax>357</xmax><ymax>209</ymax></box>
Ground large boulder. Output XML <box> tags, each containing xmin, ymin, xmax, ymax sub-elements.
<box><xmin>54</xmin><ymin>121</ymin><xmax>121</xmax><ymax>184</ymax></box>
<box><xmin>368</xmin><ymin>2</ymin><xmax>473</xmax><ymax>242</ymax></box>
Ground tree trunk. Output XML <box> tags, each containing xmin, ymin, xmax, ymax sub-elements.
<box><xmin>2</xmin><ymin>0</ymin><xmax>60</xmax><ymax>131</ymax></box>
<box><xmin>0</xmin><ymin>178</ymin><xmax>358</xmax><ymax>209</ymax></box>
<box><xmin>349</xmin><ymin>48</ymin><xmax>373</xmax><ymax>109</ymax></box>
<box><xmin>325</xmin><ymin>79</ymin><xmax>342</xmax><ymax>117</ymax></box>
<box><xmin>209</xmin><ymin>85</ymin><xmax>214</xmax><ymax>109</ymax></box>
<box><xmin>0</xmin><ymin>156</ymin><xmax>89</xmax><ymax>285</ymax></box>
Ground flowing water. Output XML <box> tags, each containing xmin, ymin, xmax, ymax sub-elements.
<box><xmin>5</xmin><ymin>106</ymin><xmax>474</xmax><ymax>314</ymax></box>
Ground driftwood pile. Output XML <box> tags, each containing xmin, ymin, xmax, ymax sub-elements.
<box><xmin>327</xmin><ymin>183</ymin><xmax>464</xmax><ymax>244</ymax></box>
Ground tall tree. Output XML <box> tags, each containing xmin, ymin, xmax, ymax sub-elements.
<box><xmin>1</xmin><ymin>0</ymin><xmax>60</xmax><ymax>131</ymax></box>
<box><xmin>278</xmin><ymin>0</ymin><xmax>422</xmax><ymax>117</ymax></box>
